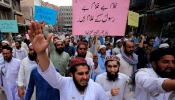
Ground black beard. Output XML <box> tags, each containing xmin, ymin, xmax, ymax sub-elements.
<box><xmin>16</xmin><ymin>46</ymin><xmax>21</xmax><ymax>49</ymax></box>
<box><xmin>156</xmin><ymin>64</ymin><xmax>174</xmax><ymax>79</ymax></box>
<box><xmin>65</xmin><ymin>44</ymin><xmax>69</xmax><ymax>47</ymax></box>
<box><xmin>171</xmin><ymin>69</ymin><xmax>175</xmax><ymax>79</ymax></box>
<box><xmin>73</xmin><ymin>74</ymin><xmax>89</xmax><ymax>92</ymax></box>
<box><xmin>4</xmin><ymin>57</ymin><xmax>12</xmax><ymax>62</ymax></box>
<box><xmin>28</xmin><ymin>52</ymin><xmax>37</xmax><ymax>61</ymax></box>
<box><xmin>77</xmin><ymin>53</ymin><xmax>86</xmax><ymax>58</ymax></box>
<box><xmin>107</xmin><ymin>70</ymin><xmax>119</xmax><ymax>81</ymax></box>
<box><xmin>55</xmin><ymin>48</ymin><xmax>64</xmax><ymax>54</ymax></box>
<box><xmin>148</xmin><ymin>44</ymin><xmax>153</xmax><ymax>46</ymax></box>
<box><xmin>124</xmin><ymin>50</ymin><xmax>133</xmax><ymax>55</ymax></box>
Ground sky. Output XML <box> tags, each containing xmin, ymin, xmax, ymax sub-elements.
<box><xmin>42</xmin><ymin>0</ymin><xmax>72</xmax><ymax>6</ymax></box>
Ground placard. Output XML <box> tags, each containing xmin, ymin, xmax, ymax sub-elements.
<box><xmin>73</xmin><ymin>0</ymin><xmax>130</xmax><ymax>36</ymax></box>
<box><xmin>0</xmin><ymin>20</ymin><xmax>18</xmax><ymax>33</ymax></box>
<box><xmin>34</xmin><ymin>6</ymin><xmax>58</xmax><ymax>25</ymax></box>
<box><xmin>128</xmin><ymin>11</ymin><xmax>139</xmax><ymax>27</ymax></box>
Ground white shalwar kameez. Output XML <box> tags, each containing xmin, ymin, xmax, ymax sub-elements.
<box><xmin>96</xmin><ymin>72</ymin><xmax>135</xmax><ymax>100</ymax></box>
<box><xmin>13</xmin><ymin>47</ymin><xmax>28</xmax><ymax>60</ymax></box>
<box><xmin>135</xmin><ymin>68</ymin><xmax>173</xmax><ymax>100</ymax></box>
<box><xmin>18</xmin><ymin>56</ymin><xmax>37</xmax><ymax>100</ymax></box>
<box><xmin>38</xmin><ymin>61</ymin><xmax>108</xmax><ymax>100</ymax></box>
<box><xmin>0</xmin><ymin>58</ymin><xmax>21</xmax><ymax>100</ymax></box>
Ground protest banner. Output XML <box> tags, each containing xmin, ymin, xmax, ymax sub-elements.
<box><xmin>128</xmin><ymin>11</ymin><xmax>139</xmax><ymax>27</ymax></box>
<box><xmin>0</xmin><ymin>20</ymin><xmax>18</xmax><ymax>33</ymax></box>
<box><xmin>34</xmin><ymin>6</ymin><xmax>58</xmax><ymax>25</ymax></box>
<box><xmin>73</xmin><ymin>0</ymin><xmax>130</xmax><ymax>36</ymax></box>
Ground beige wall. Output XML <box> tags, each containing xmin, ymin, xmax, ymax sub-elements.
<box><xmin>20</xmin><ymin>0</ymin><xmax>34</xmax><ymax>7</ymax></box>
<box><xmin>20</xmin><ymin>0</ymin><xmax>34</xmax><ymax>20</ymax></box>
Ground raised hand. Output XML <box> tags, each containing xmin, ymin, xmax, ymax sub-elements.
<box><xmin>28</xmin><ymin>21</ymin><xmax>52</xmax><ymax>54</ymax></box>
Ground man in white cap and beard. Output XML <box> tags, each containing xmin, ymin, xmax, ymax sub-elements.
<box><xmin>96</xmin><ymin>55</ymin><xmax>135</xmax><ymax>100</ymax></box>
<box><xmin>1</xmin><ymin>40</ymin><xmax>9</xmax><ymax>47</ymax></box>
<box><xmin>18</xmin><ymin>43</ymin><xmax>37</xmax><ymax>100</ymax></box>
<box><xmin>97</xmin><ymin>45</ymin><xmax>107</xmax><ymax>73</ymax></box>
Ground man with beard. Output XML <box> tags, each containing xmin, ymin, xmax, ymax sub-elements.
<box><xmin>135</xmin><ymin>48</ymin><xmax>175</xmax><ymax>100</ymax></box>
<box><xmin>27</xmin><ymin>21</ymin><xmax>108</xmax><ymax>100</ymax></box>
<box><xmin>13</xmin><ymin>40</ymin><xmax>28</xmax><ymax>60</ymax></box>
<box><xmin>117</xmin><ymin>40</ymin><xmax>138</xmax><ymax>77</ymax></box>
<box><xmin>97</xmin><ymin>45</ymin><xmax>107</xmax><ymax>73</ymax></box>
<box><xmin>112</xmin><ymin>39</ymin><xmax>122</xmax><ymax>55</ymax></box>
<box><xmin>146</xmin><ymin>37</ymin><xmax>156</xmax><ymax>60</ymax></box>
<box><xmin>50</xmin><ymin>40</ymin><xmax>70</xmax><ymax>76</ymax></box>
<box><xmin>96</xmin><ymin>55</ymin><xmax>135</xmax><ymax>100</ymax></box>
<box><xmin>17</xmin><ymin>43</ymin><xmax>38</xmax><ymax>99</ymax></box>
<box><xmin>64</xmin><ymin>38</ymin><xmax>75</xmax><ymax>57</ymax></box>
<box><xmin>0</xmin><ymin>46</ymin><xmax>21</xmax><ymax>100</ymax></box>
<box><xmin>76</xmin><ymin>42</ymin><xmax>100</xmax><ymax>80</ymax></box>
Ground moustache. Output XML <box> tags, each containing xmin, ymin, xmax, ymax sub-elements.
<box><xmin>165</xmin><ymin>67</ymin><xmax>173</xmax><ymax>72</ymax></box>
<box><xmin>80</xmin><ymin>79</ymin><xmax>88</xmax><ymax>82</ymax></box>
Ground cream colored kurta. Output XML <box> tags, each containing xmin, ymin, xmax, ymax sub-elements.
<box><xmin>117</xmin><ymin>54</ymin><xmax>133</xmax><ymax>77</ymax></box>
<box><xmin>96</xmin><ymin>72</ymin><xmax>135</xmax><ymax>100</ymax></box>
<box><xmin>18</xmin><ymin>57</ymin><xmax>37</xmax><ymax>100</ymax></box>
<box><xmin>135</xmin><ymin>68</ymin><xmax>172</xmax><ymax>100</ymax></box>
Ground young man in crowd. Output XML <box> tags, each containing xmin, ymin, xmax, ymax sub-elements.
<box><xmin>18</xmin><ymin>43</ymin><xmax>38</xmax><ymax>100</ymax></box>
<box><xmin>117</xmin><ymin>40</ymin><xmax>138</xmax><ymax>77</ymax></box>
<box><xmin>13</xmin><ymin>40</ymin><xmax>28</xmax><ymax>60</ymax></box>
<box><xmin>0</xmin><ymin>46</ymin><xmax>21</xmax><ymax>100</ymax></box>
<box><xmin>135</xmin><ymin>48</ymin><xmax>175</xmax><ymax>100</ymax></box>
<box><xmin>96</xmin><ymin>55</ymin><xmax>135</xmax><ymax>100</ymax></box>
<box><xmin>27</xmin><ymin>21</ymin><xmax>108</xmax><ymax>100</ymax></box>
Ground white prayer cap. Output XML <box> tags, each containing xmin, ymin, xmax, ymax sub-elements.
<box><xmin>17</xmin><ymin>35</ymin><xmax>22</xmax><ymax>38</ymax></box>
<box><xmin>98</xmin><ymin>45</ymin><xmax>106</xmax><ymax>51</ymax></box>
<box><xmin>53</xmin><ymin>35</ymin><xmax>60</xmax><ymax>40</ymax></box>
<box><xmin>65</xmin><ymin>36</ymin><xmax>70</xmax><ymax>39</ymax></box>
<box><xmin>29</xmin><ymin>43</ymin><xmax>32</xmax><ymax>47</ymax></box>
<box><xmin>124</xmin><ymin>38</ymin><xmax>128</xmax><ymax>41</ymax></box>
<box><xmin>116</xmin><ymin>39</ymin><xmax>121</xmax><ymax>43</ymax></box>
<box><xmin>2</xmin><ymin>40</ymin><xmax>9</xmax><ymax>45</ymax></box>
<box><xmin>70</xmin><ymin>35</ymin><xmax>74</xmax><ymax>38</ymax></box>
<box><xmin>159</xmin><ymin>43</ymin><xmax>169</xmax><ymax>49</ymax></box>
<box><xmin>54</xmin><ymin>40</ymin><xmax>63</xmax><ymax>45</ymax></box>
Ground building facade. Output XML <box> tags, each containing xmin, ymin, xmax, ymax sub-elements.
<box><xmin>41</xmin><ymin>1</ymin><xmax>59</xmax><ymax>32</ymax></box>
<box><xmin>130</xmin><ymin>0</ymin><xmax>175</xmax><ymax>40</ymax></box>
<box><xmin>58</xmin><ymin>6</ymin><xmax>72</xmax><ymax>32</ymax></box>
<box><xmin>0</xmin><ymin>0</ymin><xmax>25</xmax><ymax>41</ymax></box>
<box><xmin>20</xmin><ymin>0</ymin><xmax>41</xmax><ymax>22</ymax></box>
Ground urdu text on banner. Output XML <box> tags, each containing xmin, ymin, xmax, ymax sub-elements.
<box><xmin>34</xmin><ymin>6</ymin><xmax>58</xmax><ymax>25</ymax></box>
<box><xmin>73</xmin><ymin>0</ymin><xmax>130</xmax><ymax>36</ymax></box>
<box><xmin>0</xmin><ymin>20</ymin><xmax>18</xmax><ymax>33</ymax></box>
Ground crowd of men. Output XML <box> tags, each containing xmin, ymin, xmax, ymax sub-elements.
<box><xmin>0</xmin><ymin>21</ymin><xmax>174</xmax><ymax>100</ymax></box>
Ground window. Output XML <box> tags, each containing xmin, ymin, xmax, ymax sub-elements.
<box><xmin>0</xmin><ymin>12</ymin><xmax>8</xmax><ymax>19</ymax></box>
<box><xmin>3</xmin><ymin>0</ymin><xmax>10</xmax><ymax>5</ymax></box>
